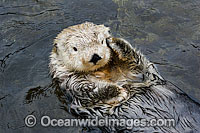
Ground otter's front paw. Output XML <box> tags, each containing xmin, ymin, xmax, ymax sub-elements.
<box><xmin>103</xmin><ymin>86</ymin><xmax>129</xmax><ymax>105</ymax></box>
<box><xmin>106</xmin><ymin>37</ymin><xmax>134</xmax><ymax>61</ymax></box>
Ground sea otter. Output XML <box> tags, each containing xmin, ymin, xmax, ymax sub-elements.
<box><xmin>49</xmin><ymin>22</ymin><xmax>200</xmax><ymax>132</ymax></box>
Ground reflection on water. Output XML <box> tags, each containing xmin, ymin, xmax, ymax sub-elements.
<box><xmin>0</xmin><ymin>0</ymin><xmax>199</xmax><ymax>132</ymax></box>
<box><xmin>25</xmin><ymin>85</ymin><xmax>52</xmax><ymax>104</ymax></box>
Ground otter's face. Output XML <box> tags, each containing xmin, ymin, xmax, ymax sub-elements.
<box><xmin>54</xmin><ymin>22</ymin><xmax>111</xmax><ymax>72</ymax></box>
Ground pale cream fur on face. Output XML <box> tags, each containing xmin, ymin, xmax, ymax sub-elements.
<box><xmin>52</xmin><ymin>22</ymin><xmax>111</xmax><ymax>72</ymax></box>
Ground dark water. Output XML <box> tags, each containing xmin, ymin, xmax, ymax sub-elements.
<box><xmin>0</xmin><ymin>0</ymin><xmax>199</xmax><ymax>132</ymax></box>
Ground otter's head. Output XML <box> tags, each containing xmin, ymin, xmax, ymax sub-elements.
<box><xmin>52</xmin><ymin>22</ymin><xmax>111</xmax><ymax>72</ymax></box>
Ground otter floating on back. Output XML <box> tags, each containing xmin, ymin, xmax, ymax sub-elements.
<box><xmin>49</xmin><ymin>22</ymin><xmax>200</xmax><ymax>132</ymax></box>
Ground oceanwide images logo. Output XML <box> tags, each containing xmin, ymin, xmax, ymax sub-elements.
<box><xmin>25</xmin><ymin>115</ymin><xmax>175</xmax><ymax>129</ymax></box>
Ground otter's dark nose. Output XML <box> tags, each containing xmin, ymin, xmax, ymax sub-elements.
<box><xmin>90</xmin><ymin>54</ymin><xmax>102</xmax><ymax>65</ymax></box>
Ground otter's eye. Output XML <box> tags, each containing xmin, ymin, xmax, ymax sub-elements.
<box><xmin>73</xmin><ymin>47</ymin><xmax>77</xmax><ymax>51</ymax></box>
<box><xmin>101</xmin><ymin>40</ymin><xmax>104</xmax><ymax>44</ymax></box>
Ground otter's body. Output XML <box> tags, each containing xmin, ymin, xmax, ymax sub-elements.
<box><xmin>49</xmin><ymin>22</ymin><xmax>200</xmax><ymax>132</ymax></box>
<box><xmin>90</xmin><ymin>82</ymin><xmax>200</xmax><ymax>132</ymax></box>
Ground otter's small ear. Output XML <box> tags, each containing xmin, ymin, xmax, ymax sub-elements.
<box><xmin>54</xmin><ymin>43</ymin><xmax>58</xmax><ymax>47</ymax></box>
<box><xmin>53</xmin><ymin>43</ymin><xmax>58</xmax><ymax>54</ymax></box>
